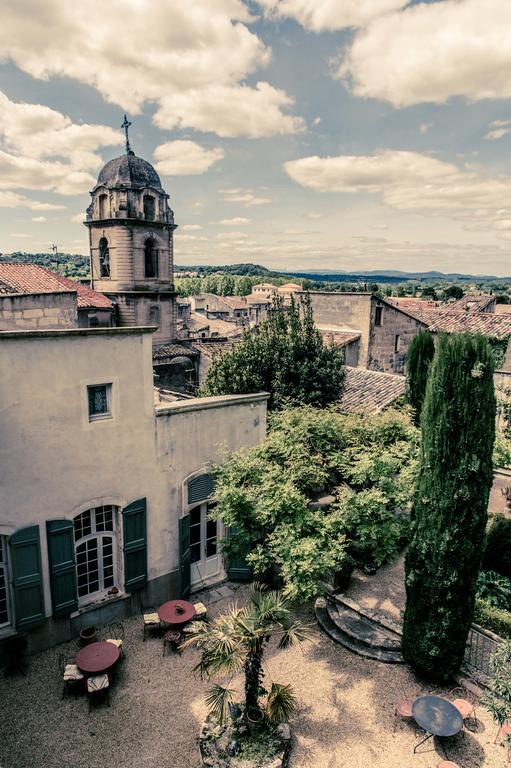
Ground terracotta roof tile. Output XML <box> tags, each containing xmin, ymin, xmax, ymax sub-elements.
<box><xmin>340</xmin><ymin>367</ymin><xmax>406</xmax><ymax>413</ymax></box>
<box><xmin>451</xmin><ymin>294</ymin><xmax>496</xmax><ymax>311</ymax></box>
<box><xmin>0</xmin><ymin>263</ymin><xmax>112</xmax><ymax>309</ymax></box>
<box><xmin>319</xmin><ymin>329</ymin><xmax>361</xmax><ymax>347</ymax></box>
<box><xmin>427</xmin><ymin>311</ymin><xmax>511</xmax><ymax>339</ymax></box>
<box><xmin>153</xmin><ymin>343</ymin><xmax>198</xmax><ymax>361</ymax></box>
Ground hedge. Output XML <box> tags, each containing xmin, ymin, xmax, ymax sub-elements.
<box><xmin>474</xmin><ymin>598</ymin><xmax>511</xmax><ymax>639</ymax></box>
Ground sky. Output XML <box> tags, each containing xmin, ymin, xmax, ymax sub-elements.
<box><xmin>2</xmin><ymin>0</ymin><xmax>511</xmax><ymax>275</ymax></box>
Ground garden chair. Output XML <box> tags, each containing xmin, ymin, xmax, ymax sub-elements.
<box><xmin>393</xmin><ymin>693</ymin><xmax>416</xmax><ymax>733</ymax></box>
<box><xmin>58</xmin><ymin>653</ymin><xmax>84</xmax><ymax>699</ymax></box>
<box><xmin>86</xmin><ymin>672</ymin><xmax>110</xmax><ymax>712</ymax></box>
<box><xmin>141</xmin><ymin>603</ymin><xmax>161</xmax><ymax>641</ymax></box>
<box><xmin>449</xmin><ymin>685</ymin><xmax>478</xmax><ymax>729</ymax></box>
<box><xmin>193</xmin><ymin>601</ymin><xmax>207</xmax><ymax>620</ymax></box>
<box><xmin>162</xmin><ymin>629</ymin><xmax>182</xmax><ymax>656</ymax></box>
<box><xmin>437</xmin><ymin>762</ymin><xmax>461</xmax><ymax>768</ymax></box>
<box><xmin>106</xmin><ymin>621</ymin><xmax>125</xmax><ymax>657</ymax></box>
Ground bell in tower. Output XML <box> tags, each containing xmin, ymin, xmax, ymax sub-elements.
<box><xmin>85</xmin><ymin>116</ymin><xmax>177</xmax><ymax>344</ymax></box>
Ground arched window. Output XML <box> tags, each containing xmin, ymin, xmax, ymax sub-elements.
<box><xmin>149</xmin><ymin>305</ymin><xmax>160</xmax><ymax>325</ymax></box>
<box><xmin>73</xmin><ymin>506</ymin><xmax>117</xmax><ymax>601</ymax></box>
<box><xmin>99</xmin><ymin>237</ymin><xmax>110</xmax><ymax>278</ymax></box>
<box><xmin>143</xmin><ymin>195</ymin><xmax>155</xmax><ymax>221</ymax></box>
<box><xmin>98</xmin><ymin>193</ymin><xmax>108</xmax><ymax>219</ymax></box>
<box><xmin>144</xmin><ymin>238</ymin><xmax>158</xmax><ymax>278</ymax></box>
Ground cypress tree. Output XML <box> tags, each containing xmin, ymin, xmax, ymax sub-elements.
<box><xmin>406</xmin><ymin>331</ymin><xmax>435</xmax><ymax>426</ymax></box>
<box><xmin>402</xmin><ymin>333</ymin><xmax>496</xmax><ymax>681</ymax></box>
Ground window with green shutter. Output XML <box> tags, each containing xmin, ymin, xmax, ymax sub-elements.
<box><xmin>225</xmin><ymin>527</ymin><xmax>252</xmax><ymax>582</ymax></box>
<box><xmin>46</xmin><ymin>520</ymin><xmax>78</xmax><ymax>617</ymax></box>
<box><xmin>187</xmin><ymin>474</ymin><xmax>214</xmax><ymax>505</ymax></box>
<box><xmin>10</xmin><ymin>525</ymin><xmax>45</xmax><ymax>630</ymax></box>
<box><xmin>122</xmin><ymin>498</ymin><xmax>147</xmax><ymax>591</ymax></box>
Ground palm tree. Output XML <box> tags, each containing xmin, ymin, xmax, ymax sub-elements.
<box><xmin>181</xmin><ymin>584</ymin><xmax>313</xmax><ymax>727</ymax></box>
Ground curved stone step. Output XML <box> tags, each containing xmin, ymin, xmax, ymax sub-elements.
<box><xmin>315</xmin><ymin>597</ymin><xmax>404</xmax><ymax>664</ymax></box>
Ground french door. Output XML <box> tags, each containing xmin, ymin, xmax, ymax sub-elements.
<box><xmin>189</xmin><ymin>502</ymin><xmax>223</xmax><ymax>588</ymax></box>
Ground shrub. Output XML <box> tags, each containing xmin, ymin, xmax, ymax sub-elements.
<box><xmin>402</xmin><ymin>333</ymin><xmax>496</xmax><ymax>681</ymax></box>
<box><xmin>483</xmin><ymin>514</ymin><xmax>511</xmax><ymax>578</ymax></box>
<box><xmin>473</xmin><ymin>599</ymin><xmax>511</xmax><ymax>639</ymax></box>
<box><xmin>476</xmin><ymin>570</ymin><xmax>511</xmax><ymax>610</ymax></box>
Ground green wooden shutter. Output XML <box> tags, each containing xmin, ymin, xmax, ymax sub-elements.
<box><xmin>11</xmin><ymin>525</ymin><xmax>45</xmax><ymax>629</ymax></box>
<box><xmin>179</xmin><ymin>515</ymin><xmax>191</xmax><ymax>599</ymax></box>
<box><xmin>46</xmin><ymin>520</ymin><xmax>78</xmax><ymax>617</ymax></box>
<box><xmin>225</xmin><ymin>527</ymin><xmax>252</xmax><ymax>582</ymax></box>
<box><xmin>122</xmin><ymin>498</ymin><xmax>147</xmax><ymax>591</ymax></box>
<box><xmin>187</xmin><ymin>474</ymin><xmax>214</xmax><ymax>505</ymax></box>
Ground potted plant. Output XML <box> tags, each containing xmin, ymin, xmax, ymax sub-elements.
<box><xmin>182</xmin><ymin>583</ymin><xmax>312</xmax><ymax>766</ymax></box>
<box><xmin>79</xmin><ymin>625</ymin><xmax>97</xmax><ymax>645</ymax></box>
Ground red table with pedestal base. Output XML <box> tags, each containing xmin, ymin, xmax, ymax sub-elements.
<box><xmin>76</xmin><ymin>641</ymin><xmax>120</xmax><ymax>674</ymax></box>
<box><xmin>158</xmin><ymin>599</ymin><xmax>196</xmax><ymax>627</ymax></box>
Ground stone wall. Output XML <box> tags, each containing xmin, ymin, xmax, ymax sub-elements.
<box><xmin>0</xmin><ymin>291</ymin><xmax>78</xmax><ymax>330</ymax></box>
<box><xmin>368</xmin><ymin>300</ymin><xmax>426</xmax><ymax>374</ymax></box>
<box><xmin>306</xmin><ymin>292</ymin><xmax>372</xmax><ymax>366</ymax></box>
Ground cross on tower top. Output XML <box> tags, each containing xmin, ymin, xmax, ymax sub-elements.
<box><xmin>121</xmin><ymin>114</ymin><xmax>133</xmax><ymax>155</ymax></box>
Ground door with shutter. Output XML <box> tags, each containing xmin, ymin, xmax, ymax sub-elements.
<box><xmin>122</xmin><ymin>498</ymin><xmax>147</xmax><ymax>591</ymax></box>
<box><xmin>10</xmin><ymin>525</ymin><xmax>45</xmax><ymax>630</ymax></box>
<box><xmin>46</xmin><ymin>520</ymin><xmax>78</xmax><ymax>616</ymax></box>
<box><xmin>179</xmin><ymin>515</ymin><xmax>191</xmax><ymax>599</ymax></box>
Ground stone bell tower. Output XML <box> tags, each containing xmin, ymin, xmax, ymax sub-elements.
<box><xmin>85</xmin><ymin>116</ymin><xmax>177</xmax><ymax>343</ymax></box>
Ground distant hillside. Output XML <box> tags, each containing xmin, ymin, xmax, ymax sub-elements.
<box><xmin>175</xmin><ymin>263</ymin><xmax>280</xmax><ymax>277</ymax></box>
<box><xmin>0</xmin><ymin>251</ymin><xmax>89</xmax><ymax>278</ymax></box>
<box><xmin>286</xmin><ymin>269</ymin><xmax>511</xmax><ymax>282</ymax></box>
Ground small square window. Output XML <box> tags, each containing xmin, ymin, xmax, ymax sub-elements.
<box><xmin>87</xmin><ymin>384</ymin><xmax>112</xmax><ymax>421</ymax></box>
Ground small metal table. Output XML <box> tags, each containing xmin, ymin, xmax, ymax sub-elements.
<box><xmin>158</xmin><ymin>599</ymin><xmax>195</xmax><ymax>627</ymax></box>
<box><xmin>76</xmin><ymin>641</ymin><xmax>120</xmax><ymax>674</ymax></box>
<box><xmin>412</xmin><ymin>696</ymin><xmax>463</xmax><ymax>758</ymax></box>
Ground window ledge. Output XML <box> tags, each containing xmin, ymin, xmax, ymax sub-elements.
<box><xmin>71</xmin><ymin>591</ymin><xmax>130</xmax><ymax>619</ymax></box>
<box><xmin>0</xmin><ymin>626</ymin><xmax>16</xmax><ymax>641</ymax></box>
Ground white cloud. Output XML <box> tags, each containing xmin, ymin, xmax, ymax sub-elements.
<box><xmin>420</xmin><ymin>123</ymin><xmax>433</xmax><ymax>135</ymax></box>
<box><xmin>71</xmin><ymin>213</ymin><xmax>84</xmax><ymax>223</ymax></box>
<box><xmin>217</xmin><ymin>231</ymin><xmax>249</xmax><ymax>240</ymax></box>
<box><xmin>257</xmin><ymin>0</ymin><xmax>407</xmax><ymax>32</ymax></box>
<box><xmin>1</xmin><ymin>1</ymin><xmax>303</xmax><ymax>139</ymax></box>
<box><xmin>484</xmin><ymin>119</ymin><xmax>511</xmax><ymax>140</ymax></box>
<box><xmin>31</xmin><ymin>216</ymin><xmax>47</xmax><ymax>222</ymax></box>
<box><xmin>9</xmin><ymin>232</ymin><xmax>32</xmax><ymax>238</ymax></box>
<box><xmin>181</xmin><ymin>224</ymin><xmax>203</xmax><ymax>231</ymax></box>
<box><xmin>305</xmin><ymin>211</ymin><xmax>323</xmax><ymax>219</ymax></box>
<box><xmin>216</xmin><ymin>217</ymin><xmax>251</xmax><ymax>225</ymax></box>
<box><xmin>219</xmin><ymin>187</ymin><xmax>272</xmax><ymax>206</ymax></box>
<box><xmin>154</xmin><ymin>140</ymin><xmax>224</xmax><ymax>176</ymax></box>
<box><xmin>0</xmin><ymin>190</ymin><xmax>65</xmax><ymax>210</ymax></box>
<box><xmin>338</xmin><ymin>0</ymin><xmax>511</xmax><ymax>107</ymax></box>
<box><xmin>0</xmin><ymin>91</ymin><xmax>122</xmax><ymax>195</ymax></box>
<box><xmin>284</xmin><ymin>149</ymin><xmax>511</xmax><ymax>239</ymax></box>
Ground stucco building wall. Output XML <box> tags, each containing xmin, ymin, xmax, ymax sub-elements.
<box><xmin>0</xmin><ymin>327</ymin><xmax>267</xmax><ymax>653</ymax></box>
<box><xmin>306</xmin><ymin>292</ymin><xmax>372</xmax><ymax>366</ymax></box>
<box><xmin>368</xmin><ymin>300</ymin><xmax>427</xmax><ymax>374</ymax></box>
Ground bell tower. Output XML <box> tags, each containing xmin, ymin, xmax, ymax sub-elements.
<box><xmin>85</xmin><ymin>116</ymin><xmax>177</xmax><ymax>344</ymax></box>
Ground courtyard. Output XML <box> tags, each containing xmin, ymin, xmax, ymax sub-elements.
<box><xmin>0</xmin><ymin>582</ymin><xmax>507</xmax><ymax>768</ymax></box>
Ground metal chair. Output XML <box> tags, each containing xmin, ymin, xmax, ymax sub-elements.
<box><xmin>437</xmin><ymin>762</ymin><xmax>460</xmax><ymax>768</ymax></box>
<box><xmin>193</xmin><ymin>601</ymin><xmax>207</xmax><ymax>620</ymax></box>
<box><xmin>86</xmin><ymin>673</ymin><xmax>110</xmax><ymax>712</ymax></box>
<box><xmin>141</xmin><ymin>603</ymin><xmax>161</xmax><ymax>641</ymax></box>
<box><xmin>106</xmin><ymin>621</ymin><xmax>125</xmax><ymax>657</ymax></box>
<box><xmin>58</xmin><ymin>653</ymin><xmax>84</xmax><ymax>699</ymax></box>
<box><xmin>449</xmin><ymin>685</ymin><xmax>478</xmax><ymax>729</ymax></box>
<box><xmin>393</xmin><ymin>695</ymin><xmax>415</xmax><ymax>733</ymax></box>
<box><xmin>163</xmin><ymin>629</ymin><xmax>182</xmax><ymax>656</ymax></box>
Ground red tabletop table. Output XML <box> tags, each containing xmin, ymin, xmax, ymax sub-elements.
<box><xmin>76</xmin><ymin>641</ymin><xmax>120</xmax><ymax>674</ymax></box>
<box><xmin>158</xmin><ymin>599</ymin><xmax>196</xmax><ymax>626</ymax></box>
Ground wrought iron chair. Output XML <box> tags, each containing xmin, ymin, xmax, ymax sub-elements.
<box><xmin>141</xmin><ymin>603</ymin><xmax>161</xmax><ymax>641</ymax></box>
<box><xmin>449</xmin><ymin>685</ymin><xmax>478</xmax><ymax>730</ymax></box>
<box><xmin>162</xmin><ymin>629</ymin><xmax>182</xmax><ymax>656</ymax></box>
<box><xmin>86</xmin><ymin>672</ymin><xmax>110</xmax><ymax>712</ymax></box>
<box><xmin>106</xmin><ymin>621</ymin><xmax>125</xmax><ymax>657</ymax></box>
<box><xmin>58</xmin><ymin>653</ymin><xmax>84</xmax><ymax>699</ymax></box>
<box><xmin>393</xmin><ymin>689</ymin><xmax>419</xmax><ymax>733</ymax></box>
<box><xmin>193</xmin><ymin>601</ymin><xmax>208</xmax><ymax>620</ymax></box>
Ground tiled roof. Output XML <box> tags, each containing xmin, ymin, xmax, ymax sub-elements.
<box><xmin>319</xmin><ymin>329</ymin><xmax>361</xmax><ymax>347</ymax></box>
<box><xmin>153</xmin><ymin>343</ymin><xmax>198</xmax><ymax>361</ymax></box>
<box><xmin>451</xmin><ymin>294</ymin><xmax>496</xmax><ymax>311</ymax></box>
<box><xmin>192</xmin><ymin>338</ymin><xmax>240</xmax><ymax>357</ymax></box>
<box><xmin>427</xmin><ymin>311</ymin><xmax>511</xmax><ymax>340</ymax></box>
<box><xmin>340</xmin><ymin>367</ymin><xmax>406</xmax><ymax>413</ymax></box>
<box><xmin>385</xmin><ymin>297</ymin><xmax>442</xmax><ymax>322</ymax></box>
<box><xmin>0</xmin><ymin>263</ymin><xmax>112</xmax><ymax>309</ymax></box>
<box><xmin>495</xmin><ymin>304</ymin><xmax>511</xmax><ymax>315</ymax></box>
<box><xmin>220</xmin><ymin>296</ymin><xmax>249</xmax><ymax>310</ymax></box>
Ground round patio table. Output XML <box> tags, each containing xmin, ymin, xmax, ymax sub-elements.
<box><xmin>158</xmin><ymin>599</ymin><xmax>196</xmax><ymax>626</ymax></box>
<box><xmin>413</xmin><ymin>696</ymin><xmax>463</xmax><ymax>758</ymax></box>
<box><xmin>76</xmin><ymin>641</ymin><xmax>120</xmax><ymax>674</ymax></box>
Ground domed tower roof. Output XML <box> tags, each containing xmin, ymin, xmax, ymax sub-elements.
<box><xmin>94</xmin><ymin>153</ymin><xmax>163</xmax><ymax>191</ymax></box>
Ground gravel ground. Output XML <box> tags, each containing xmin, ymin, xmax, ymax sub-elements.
<box><xmin>0</xmin><ymin>583</ymin><xmax>507</xmax><ymax>768</ymax></box>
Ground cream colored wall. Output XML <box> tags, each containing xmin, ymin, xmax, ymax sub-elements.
<box><xmin>0</xmin><ymin>327</ymin><xmax>268</xmax><ymax>629</ymax></box>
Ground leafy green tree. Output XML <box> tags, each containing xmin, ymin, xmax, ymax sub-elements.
<box><xmin>182</xmin><ymin>584</ymin><xmax>312</xmax><ymax>725</ymax></box>
<box><xmin>443</xmin><ymin>284</ymin><xmax>464</xmax><ymax>300</ymax></box>
<box><xmin>405</xmin><ymin>331</ymin><xmax>435</xmax><ymax>425</ymax></box>
<box><xmin>402</xmin><ymin>333</ymin><xmax>496</xmax><ymax>681</ymax></box>
<box><xmin>213</xmin><ymin>405</ymin><xmax>418</xmax><ymax>602</ymax></box>
<box><xmin>201</xmin><ymin>294</ymin><xmax>345</xmax><ymax>410</ymax></box>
